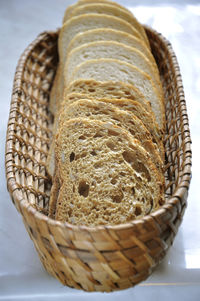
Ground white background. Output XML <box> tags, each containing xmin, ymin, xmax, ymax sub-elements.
<box><xmin>0</xmin><ymin>0</ymin><xmax>200</xmax><ymax>300</ymax></box>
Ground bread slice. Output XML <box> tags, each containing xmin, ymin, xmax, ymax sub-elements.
<box><xmin>69</xmin><ymin>58</ymin><xmax>165</xmax><ymax>130</ymax></box>
<box><xmin>49</xmin><ymin>66</ymin><xmax>61</xmax><ymax>114</ymax></box>
<box><xmin>59</xmin><ymin>99</ymin><xmax>164</xmax><ymax>171</ymax></box>
<box><xmin>67</xmin><ymin>28</ymin><xmax>156</xmax><ymax>68</ymax></box>
<box><xmin>53</xmin><ymin>118</ymin><xmax>165</xmax><ymax>226</ymax></box>
<box><xmin>58</xmin><ymin>13</ymin><xmax>143</xmax><ymax>64</ymax></box>
<box><xmin>48</xmin><ymin>167</ymin><xmax>60</xmax><ymax>218</ymax></box>
<box><xmin>62</xmin><ymin>1</ymin><xmax>150</xmax><ymax>48</ymax></box>
<box><xmin>46</xmin><ymin>138</ymin><xmax>56</xmax><ymax>178</ymax></box>
<box><xmin>65</xmin><ymin>41</ymin><xmax>162</xmax><ymax>94</ymax></box>
<box><xmin>65</xmin><ymin>79</ymin><xmax>152</xmax><ymax>112</ymax></box>
<box><xmin>68</xmin><ymin>3</ymin><xmax>150</xmax><ymax>48</ymax></box>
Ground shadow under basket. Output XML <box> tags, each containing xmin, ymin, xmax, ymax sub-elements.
<box><xmin>6</xmin><ymin>27</ymin><xmax>192</xmax><ymax>292</ymax></box>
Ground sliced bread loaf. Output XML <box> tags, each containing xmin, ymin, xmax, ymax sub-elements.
<box><xmin>49</xmin><ymin>66</ymin><xmax>61</xmax><ymax>114</ymax></box>
<box><xmin>69</xmin><ymin>58</ymin><xmax>165</xmax><ymax>130</ymax></box>
<box><xmin>54</xmin><ymin>118</ymin><xmax>165</xmax><ymax>226</ymax></box>
<box><xmin>67</xmin><ymin>28</ymin><xmax>156</xmax><ymax>68</ymax></box>
<box><xmin>64</xmin><ymin>41</ymin><xmax>162</xmax><ymax>94</ymax></box>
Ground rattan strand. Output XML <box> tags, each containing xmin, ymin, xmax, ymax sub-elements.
<box><xmin>5</xmin><ymin>28</ymin><xmax>192</xmax><ymax>292</ymax></box>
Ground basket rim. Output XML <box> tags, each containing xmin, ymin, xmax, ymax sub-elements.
<box><xmin>6</xmin><ymin>27</ymin><xmax>192</xmax><ymax>232</ymax></box>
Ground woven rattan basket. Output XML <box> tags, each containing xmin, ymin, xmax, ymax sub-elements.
<box><xmin>6</xmin><ymin>27</ymin><xmax>192</xmax><ymax>292</ymax></box>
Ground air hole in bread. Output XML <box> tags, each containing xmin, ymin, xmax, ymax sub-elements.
<box><xmin>78</xmin><ymin>181</ymin><xmax>89</xmax><ymax>197</ymax></box>
<box><xmin>123</xmin><ymin>152</ymin><xmax>151</xmax><ymax>181</ymax></box>
<box><xmin>135</xmin><ymin>206</ymin><xmax>142</xmax><ymax>216</ymax></box>
<box><xmin>122</xmin><ymin>151</ymin><xmax>135</xmax><ymax>164</ymax></box>
<box><xmin>129</xmin><ymin>129</ymin><xmax>136</xmax><ymax>136</ymax></box>
<box><xmin>70</xmin><ymin>152</ymin><xmax>75</xmax><ymax>162</ymax></box>
<box><xmin>106</xmin><ymin>141</ymin><xmax>116</xmax><ymax>151</ymax></box>
<box><xmin>137</xmin><ymin>162</ymin><xmax>151</xmax><ymax>181</ymax></box>
<box><xmin>111</xmin><ymin>192</ymin><xmax>123</xmax><ymax>203</ymax></box>
<box><xmin>88</xmin><ymin>88</ymin><xmax>95</xmax><ymax>92</ymax></box>
<box><xmin>108</xmin><ymin>129</ymin><xmax>120</xmax><ymax>136</ymax></box>
<box><xmin>94</xmin><ymin>162</ymin><xmax>102</xmax><ymax>169</ymax></box>
<box><xmin>159</xmin><ymin>198</ymin><xmax>165</xmax><ymax>206</ymax></box>
<box><xmin>131</xmin><ymin>187</ymin><xmax>135</xmax><ymax>195</ymax></box>
<box><xmin>78</xmin><ymin>135</ymin><xmax>86</xmax><ymax>140</ymax></box>
<box><xmin>93</xmin><ymin>132</ymin><xmax>103</xmax><ymax>138</ymax></box>
<box><xmin>91</xmin><ymin>150</ymin><xmax>97</xmax><ymax>156</ymax></box>
<box><xmin>91</xmin><ymin>180</ymin><xmax>96</xmax><ymax>186</ymax></box>
<box><xmin>111</xmin><ymin>178</ymin><xmax>117</xmax><ymax>185</ymax></box>
<box><xmin>120</xmin><ymin>172</ymin><xmax>126</xmax><ymax>176</ymax></box>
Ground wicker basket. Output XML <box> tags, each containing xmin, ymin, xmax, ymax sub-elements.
<box><xmin>5</xmin><ymin>27</ymin><xmax>192</xmax><ymax>292</ymax></box>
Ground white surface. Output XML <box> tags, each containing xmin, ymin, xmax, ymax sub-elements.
<box><xmin>0</xmin><ymin>0</ymin><xmax>200</xmax><ymax>300</ymax></box>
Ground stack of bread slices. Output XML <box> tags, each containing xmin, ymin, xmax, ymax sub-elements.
<box><xmin>47</xmin><ymin>0</ymin><xmax>165</xmax><ymax>226</ymax></box>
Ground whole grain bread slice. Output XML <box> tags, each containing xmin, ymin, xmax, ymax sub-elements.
<box><xmin>69</xmin><ymin>58</ymin><xmax>165</xmax><ymax>130</ymax></box>
<box><xmin>65</xmin><ymin>41</ymin><xmax>163</xmax><ymax>95</ymax></box>
<box><xmin>52</xmin><ymin>118</ymin><xmax>165</xmax><ymax>226</ymax></box>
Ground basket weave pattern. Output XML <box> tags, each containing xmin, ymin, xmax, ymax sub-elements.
<box><xmin>6</xmin><ymin>28</ymin><xmax>192</xmax><ymax>292</ymax></box>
